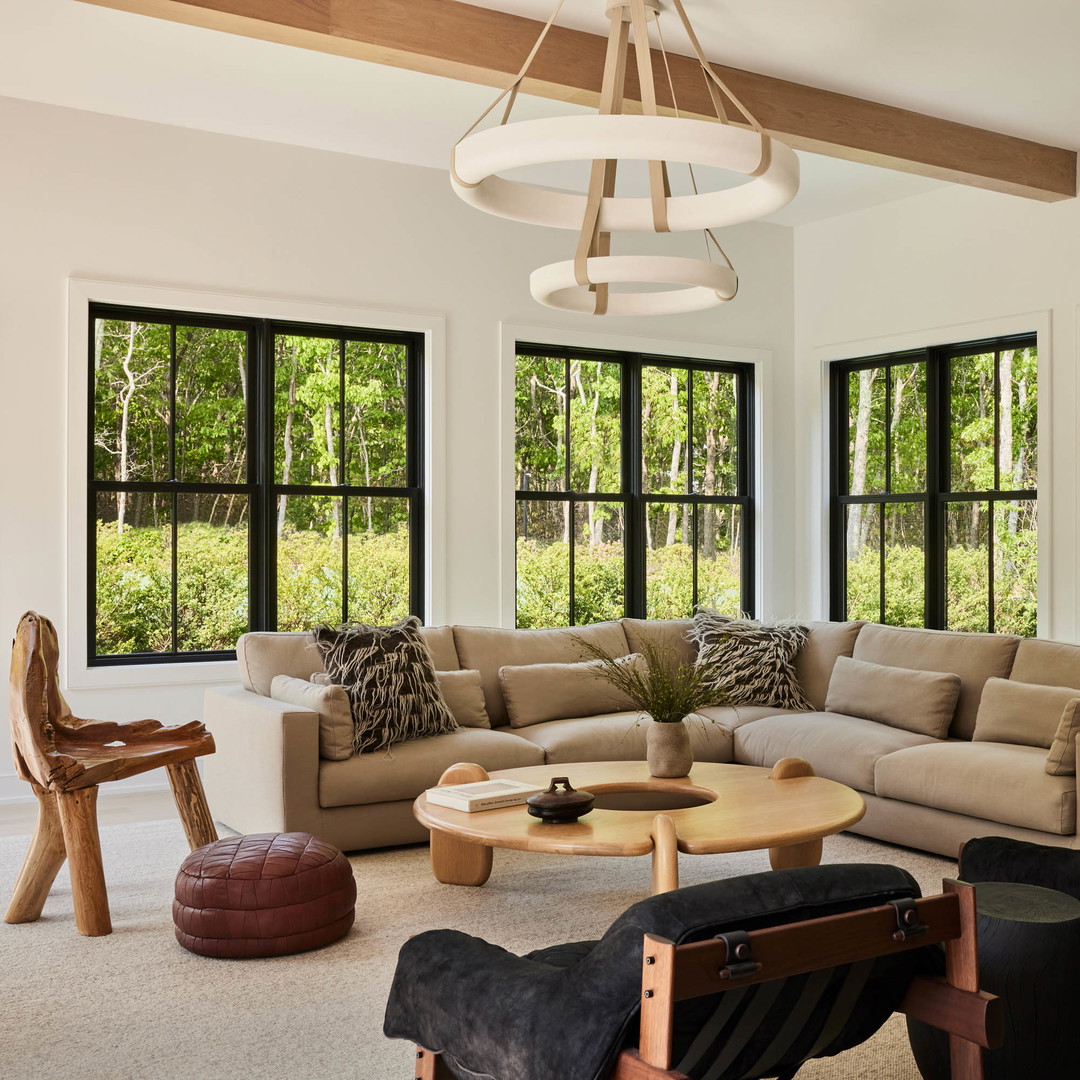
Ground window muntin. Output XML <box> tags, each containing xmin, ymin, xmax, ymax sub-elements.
<box><xmin>831</xmin><ymin>336</ymin><xmax>1036</xmax><ymax>635</ymax></box>
<box><xmin>515</xmin><ymin>345</ymin><xmax>754</xmax><ymax>628</ymax></box>
<box><xmin>89</xmin><ymin>304</ymin><xmax>423</xmax><ymax>664</ymax></box>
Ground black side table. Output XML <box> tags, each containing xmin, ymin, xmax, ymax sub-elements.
<box><xmin>908</xmin><ymin>880</ymin><xmax>1080</xmax><ymax>1078</ymax></box>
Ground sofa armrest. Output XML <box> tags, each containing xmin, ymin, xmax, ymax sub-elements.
<box><xmin>202</xmin><ymin>685</ymin><xmax>323</xmax><ymax>838</ymax></box>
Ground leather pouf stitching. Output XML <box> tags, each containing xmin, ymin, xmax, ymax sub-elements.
<box><xmin>173</xmin><ymin>832</ymin><xmax>356</xmax><ymax>958</ymax></box>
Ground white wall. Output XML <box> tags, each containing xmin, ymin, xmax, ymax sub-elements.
<box><xmin>793</xmin><ymin>184</ymin><xmax>1079</xmax><ymax>639</ymax></box>
<box><xmin>0</xmin><ymin>96</ymin><xmax>795</xmax><ymax>802</ymax></box>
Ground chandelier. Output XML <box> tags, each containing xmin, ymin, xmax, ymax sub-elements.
<box><xmin>450</xmin><ymin>0</ymin><xmax>799</xmax><ymax>316</ymax></box>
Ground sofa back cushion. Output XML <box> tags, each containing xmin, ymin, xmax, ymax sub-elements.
<box><xmin>499</xmin><ymin>656</ymin><xmax>642</xmax><ymax>728</ymax></box>
<box><xmin>621</xmin><ymin>618</ymin><xmax>696</xmax><ymax>667</ymax></box>
<box><xmin>852</xmin><ymin>623</ymin><xmax>1020</xmax><ymax>739</ymax></box>
<box><xmin>1009</xmin><ymin>637</ymin><xmax>1080</xmax><ymax>692</ymax></box>
<box><xmin>825</xmin><ymin>656</ymin><xmax>960</xmax><ymax>738</ymax></box>
<box><xmin>453</xmin><ymin>622</ymin><xmax>630</xmax><ymax>727</ymax></box>
<box><xmin>794</xmin><ymin>621</ymin><xmax>864</xmax><ymax>710</ymax></box>
<box><xmin>237</xmin><ymin>625</ymin><xmax>459</xmax><ymax>697</ymax></box>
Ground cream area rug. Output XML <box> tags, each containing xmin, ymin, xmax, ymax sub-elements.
<box><xmin>0</xmin><ymin>822</ymin><xmax>952</xmax><ymax>1080</ymax></box>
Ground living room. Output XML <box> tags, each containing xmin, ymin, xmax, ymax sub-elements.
<box><xmin>3</xmin><ymin>2</ymin><xmax>1079</xmax><ymax>1078</ymax></box>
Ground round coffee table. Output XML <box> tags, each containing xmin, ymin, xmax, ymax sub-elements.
<box><xmin>413</xmin><ymin>757</ymin><xmax>865</xmax><ymax>894</ymax></box>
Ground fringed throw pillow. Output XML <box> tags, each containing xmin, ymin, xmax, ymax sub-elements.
<box><xmin>692</xmin><ymin>612</ymin><xmax>814</xmax><ymax>711</ymax></box>
<box><xmin>312</xmin><ymin>617</ymin><xmax>458</xmax><ymax>754</ymax></box>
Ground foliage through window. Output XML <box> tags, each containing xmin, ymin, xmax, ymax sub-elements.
<box><xmin>830</xmin><ymin>336</ymin><xmax>1037</xmax><ymax>634</ymax></box>
<box><xmin>515</xmin><ymin>345</ymin><xmax>754</xmax><ymax>627</ymax></box>
<box><xmin>90</xmin><ymin>305</ymin><xmax>423</xmax><ymax>663</ymax></box>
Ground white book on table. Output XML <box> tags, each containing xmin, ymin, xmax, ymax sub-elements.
<box><xmin>425</xmin><ymin>778</ymin><xmax>546</xmax><ymax>812</ymax></box>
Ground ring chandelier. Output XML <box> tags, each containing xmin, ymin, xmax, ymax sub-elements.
<box><xmin>450</xmin><ymin>0</ymin><xmax>799</xmax><ymax>316</ymax></box>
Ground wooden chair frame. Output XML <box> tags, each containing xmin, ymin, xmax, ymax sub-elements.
<box><xmin>413</xmin><ymin>880</ymin><xmax>1000</xmax><ymax>1080</ymax></box>
<box><xmin>4</xmin><ymin>611</ymin><xmax>218</xmax><ymax>936</ymax></box>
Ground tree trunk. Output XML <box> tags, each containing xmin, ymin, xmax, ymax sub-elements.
<box><xmin>665</xmin><ymin>372</ymin><xmax>682</xmax><ymax>546</ymax></box>
<box><xmin>324</xmin><ymin>403</ymin><xmax>340</xmax><ymax>538</ymax></box>
<box><xmin>277</xmin><ymin>345</ymin><xmax>298</xmax><ymax>537</ymax></box>
<box><xmin>116</xmin><ymin>322</ymin><xmax>139</xmax><ymax>535</ymax></box>
<box><xmin>847</xmin><ymin>369</ymin><xmax>876</xmax><ymax>557</ymax></box>
<box><xmin>703</xmin><ymin>372</ymin><xmax>720</xmax><ymax>560</ymax></box>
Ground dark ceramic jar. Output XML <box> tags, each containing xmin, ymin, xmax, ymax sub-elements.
<box><xmin>526</xmin><ymin>777</ymin><xmax>595</xmax><ymax>824</ymax></box>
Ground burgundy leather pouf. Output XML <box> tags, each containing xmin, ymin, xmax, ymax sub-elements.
<box><xmin>173</xmin><ymin>832</ymin><xmax>356</xmax><ymax>958</ymax></box>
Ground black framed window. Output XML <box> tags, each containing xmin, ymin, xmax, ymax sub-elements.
<box><xmin>514</xmin><ymin>344</ymin><xmax>754</xmax><ymax>627</ymax></box>
<box><xmin>89</xmin><ymin>304</ymin><xmax>423</xmax><ymax>664</ymax></box>
<box><xmin>830</xmin><ymin>335</ymin><xmax>1037</xmax><ymax>634</ymax></box>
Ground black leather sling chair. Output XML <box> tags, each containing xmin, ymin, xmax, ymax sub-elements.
<box><xmin>384</xmin><ymin>864</ymin><xmax>1000</xmax><ymax>1080</ymax></box>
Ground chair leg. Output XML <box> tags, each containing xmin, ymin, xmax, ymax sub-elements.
<box><xmin>56</xmin><ymin>786</ymin><xmax>112</xmax><ymax>937</ymax></box>
<box><xmin>167</xmin><ymin>760</ymin><xmax>218</xmax><ymax>850</ymax></box>
<box><xmin>4</xmin><ymin>785</ymin><xmax>67</xmax><ymax>924</ymax></box>
<box><xmin>415</xmin><ymin>1047</ymin><xmax>454</xmax><ymax>1079</ymax></box>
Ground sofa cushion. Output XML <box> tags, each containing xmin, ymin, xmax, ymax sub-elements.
<box><xmin>509</xmin><ymin>711</ymin><xmax>734</xmax><ymax>765</ymax></box>
<box><xmin>794</xmin><ymin>621</ymin><xmax>864</xmax><ymax>711</ymax></box>
<box><xmin>1008</xmin><ymin>637</ymin><xmax>1080</xmax><ymax>691</ymax></box>
<box><xmin>973</xmin><ymin>676</ymin><xmax>1078</xmax><ymax>749</ymax></box>
<box><xmin>1047</xmin><ymin>701</ymin><xmax>1080</xmax><ymax>776</ymax></box>
<box><xmin>852</xmin><ymin>623</ymin><xmax>1020</xmax><ymax>739</ymax></box>
<box><xmin>696</xmin><ymin>704</ymin><xmax>799</xmax><ymax>733</ymax></box>
<box><xmin>691</xmin><ymin>614</ymin><xmax>814</xmax><ymax>711</ymax></box>
<box><xmin>319</xmin><ymin>728</ymin><xmax>545</xmax><ymax>808</ymax></box>
<box><xmin>452</xmin><ymin>622</ymin><xmax>630</xmax><ymax>728</ymax></box>
<box><xmin>237</xmin><ymin>631</ymin><xmax>324</xmax><ymax>697</ymax></box>
<box><xmin>733</xmin><ymin>712</ymin><xmax>938</xmax><ymax>793</ymax></box>
<box><xmin>875</xmin><ymin>742</ymin><xmax>1077</xmax><ymax>835</ymax></box>
<box><xmin>435</xmin><ymin>669</ymin><xmax>491</xmax><ymax>729</ymax></box>
<box><xmin>499</xmin><ymin>656</ymin><xmax>642</xmax><ymax>728</ymax></box>
<box><xmin>621</xmin><ymin>618</ymin><xmax>696</xmax><ymax>667</ymax></box>
<box><xmin>313</xmin><ymin>618</ymin><xmax>458</xmax><ymax>754</ymax></box>
<box><xmin>825</xmin><ymin>656</ymin><xmax>960</xmax><ymax>738</ymax></box>
<box><xmin>237</xmin><ymin>625</ymin><xmax>458</xmax><ymax>697</ymax></box>
<box><xmin>270</xmin><ymin>675</ymin><xmax>353</xmax><ymax>761</ymax></box>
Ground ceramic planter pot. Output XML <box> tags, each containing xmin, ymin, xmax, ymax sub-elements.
<box><xmin>646</xmin><ymin>719</ymin><xmax>693</xmax><ymax>778</ymax></box>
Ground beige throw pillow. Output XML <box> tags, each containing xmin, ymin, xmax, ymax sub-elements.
<box><xmin>270</xmin><ymin>674</ymin><xmax>353</xmax><ymax>760</ymax></box>
<box><xmin>824</xmin><ymin>655</ymin><xmax>960</xmax><ymax>738</ymax></box>
<box><xmin>499</xmin><ymin>655</ymin><xmax>643</xmax><ymax>729</ymax></box>
<box><xmin>434</xmin><ymin>669</ymin><xmax>491</xmax><ymax>729</ymax></box>
<box><xmin>1046</xmin><ymin>700</ymin><xmax>1080</xmax><ymax>776</ymax></box>
<box><xmin>973</xmin><ymin>677</ymin><xmax>1079</xmax><ymax>748</ymax></box>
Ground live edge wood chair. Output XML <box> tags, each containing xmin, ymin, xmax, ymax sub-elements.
<box><xmin>4</xmin><ymin>611</ymin><xmax>218</xmax><ymax>936</ymax></box>
<box><xmin>385</xmin><ymin>864</ymin><xmax>1001</xmax><ymax>1080</ymax></box>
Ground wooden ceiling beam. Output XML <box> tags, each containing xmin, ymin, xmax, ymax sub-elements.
<box><xmin>78</xmin><ymin>0</ymin><xmax>1076</xmax><ymax>202</ymax></box>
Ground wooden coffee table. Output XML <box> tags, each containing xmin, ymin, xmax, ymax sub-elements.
<box><xmin>413</xmin><ymin>757</ymin><xmax>865</xmax><ymax>894</ymax></box>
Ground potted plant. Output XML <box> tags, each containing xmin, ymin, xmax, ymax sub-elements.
<box><xmin>572</xmin><ymin>632</ymin><xmax>730</xmax><ymax>778</ymax></box>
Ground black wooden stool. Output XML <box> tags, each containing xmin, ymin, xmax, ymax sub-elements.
<box><xmin>908</xmin><ymin>880</ymin><xmax>1080</xmax><ymax>1078</ymax></box>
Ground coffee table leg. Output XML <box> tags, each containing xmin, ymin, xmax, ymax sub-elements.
<box><xmin>651</xmin><ymin>814</ymin><xmax>680</xmax><ymax>894</ymax></box>
<box><xmin>429</xmin><ymin>763</ymin><xmax>494</xmax><ymax>887</ymax></box>
<box><xmin>769</xmin><ymin>838</ymin><xmax>823</xmax><ymax>870</ymax></box>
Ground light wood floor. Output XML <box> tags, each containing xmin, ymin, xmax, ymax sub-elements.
<box><xmin>0</xmin><ymin>790</ymin><xmax>177</xmax><ymax>837</ymax></box>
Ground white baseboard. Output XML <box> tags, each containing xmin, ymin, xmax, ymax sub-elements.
<box><xmin>0</xmin><ymin>772</ymin><xmax>170</xmax><ymax>807</ymax></box>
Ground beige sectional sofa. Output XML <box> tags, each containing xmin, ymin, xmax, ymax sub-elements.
<box><xmin>202</xmin><ymin>617</ymin><xmax>1080</xmax><ymax>857</ymax></box>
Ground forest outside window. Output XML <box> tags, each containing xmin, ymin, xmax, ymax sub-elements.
<box><xmin>90</xmin><ymin>304</ymin><xmax>423</xmax><ymax>664</ymax></box>
<box><xmin>515</xmin><ymin>344</ymin><xmax>754</xmax><ymax>627</ymax></box>
<box><xmin>830</xmin><ymin>335</ymin><xmax>1037</xmax><ymax>634</ymax></box>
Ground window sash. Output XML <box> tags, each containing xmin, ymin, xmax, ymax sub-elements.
<box><xmin>514</xmin><ymin>344</ymin><xmax>755</xmax><ymax>625</ymax></box>
<box><xmin>87</xmin><ymin>303</ymin><xmax>424</xmax><ymax>665</ymax></box>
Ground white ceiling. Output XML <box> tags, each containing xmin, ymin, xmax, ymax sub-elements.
<box><xmin>0</xmin><ymin>1</ymin><xmax>1073</xmax><ymax>226</ymax></box>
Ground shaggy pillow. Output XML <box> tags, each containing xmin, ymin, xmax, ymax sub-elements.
<box><xmin>692</xmin><ymin>612</ymin><xmax>814</xmax><ymax>711</ymax></box>
<box><xmin>312</xmin><ymin>617</ymin><xmax>458</xmax><ymax>754</ymax></box>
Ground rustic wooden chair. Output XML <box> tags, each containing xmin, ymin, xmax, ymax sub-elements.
<box><xmin>4</xmin><ymin>611</ymin><xmax>218</xmax><ymax>936</ymax></box>
<box><xmin>386</xmin><ymin>865</ymin><xmax>1001</xmax><ymax>1080</ymax></box>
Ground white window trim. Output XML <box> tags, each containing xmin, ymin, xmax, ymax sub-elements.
<box><xmin>808</xmin><ymin>309</ymin><xmax>1052</xmax><ymax>635</ymax></box>
<box><xmin>66</xmin><ymin>278</ymin><xmax>446</xmax><ymax>690</ymax></box>
<box><xmin>498</xmin><ymin>322</ymin><xmax>772</xmax><ymax>628</ymax></box>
